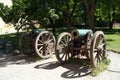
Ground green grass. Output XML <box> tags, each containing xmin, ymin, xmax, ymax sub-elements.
<box><xmin>97</xmin><ymin>28</ymin><xmax>120</xmax><ymax>52</ymax></box>
<box><xmin>0</xmin><ymin>33</ymin><xmax>18</xmax><ymax>48</ymax></box>
<box><xmin>106</xmin><ymin>34</ymin><xmax>120</xmax><ymax>52</ymax></box>
<box><xmin>0</xmin><ymin>27</ymin><xmax>120</xmax><ymax>52</ymax></box>
<box><xmin>91</xmin><ymin>57</ymin><xmax>111</xmax><ymax>76</ymax></box>
<box><xmin>55</xmin><ymin>27</ymin><xmax>120</xmax><ymax>52</ymax></box>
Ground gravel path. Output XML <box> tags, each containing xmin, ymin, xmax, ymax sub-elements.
<box><xmin>0</xmin><ymin>51</ymin><xmax>120</xmax><ymax>80</ymax></box>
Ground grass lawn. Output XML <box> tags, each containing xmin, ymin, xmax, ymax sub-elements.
<box><xmin>55</xmin><ymin>27</ymin><xmax>120</xmax><ymax>52</ymax></box>
<box><xmin>0</xmin><ymin>33</ymin><xmax>18</xmax><ymax>48</ymax></box>
<box><xmin>0</xmin><ymin>27</ymin><xmax>120</xmax><ymax>52</ymax></box>
<box><xmin>99</xmin><ymin>28</ymin><xmax>120</xmax><ymax>52</ymax></box>
<box><xmin>105</xmin><ymin>33</ymin><xmax>120</xmax><ymax>52</ymax></box>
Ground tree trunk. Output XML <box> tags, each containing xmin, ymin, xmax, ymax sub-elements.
<box><xmin>109</xmin><ymin>9</ymin><xmax>115</xmax><ymax>29</ymax></box>
<box><xmin>49</xmin><ymin>17</ymin><xmax>56</xmax><ymax>35</ymax></box>
<box><xmin>86</xmin><ymin>10</ymin><xmax>95</xmax><ymax>30</ymax></box>
<box><xmin>66</xmin><ymin>17</ymin><xmax>71</xmax><ymax>31</ymax></box>
<box><xmin>81</xmin><ymin>0</ymin><xmax>97</xmax><ymax>30</ymax></box>
<box><xmin>66</xmin><ymin>0</ymin><xmax>77</xmax><ymax>31</ymax></box>
<box><xmin>109</xmin><ymin>22</ymin><xmax>113</xmax><ymax>29</ymax></box>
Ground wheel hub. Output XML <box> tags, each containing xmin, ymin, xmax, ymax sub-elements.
<box><xmin>97</xmin><ymin>47</ymin><xmax>103</xmax><ymax>54</ymax></box>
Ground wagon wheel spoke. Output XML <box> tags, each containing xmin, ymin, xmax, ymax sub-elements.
<box><xmin>19</xmin><ymin>33</ymin><xmax>35</xmax><ymax>55</ymax></box>
<box><xmin>37</xmin><ymin>43</ymin><xmax>43</xmax><ymax>46</ymax></box>
<box><xmin>46</xmin><ymin>48</ymin><xmax>50</xmax><ymax>54</ymax></box>
<box><xmin>65</xmin><ymin>53</ymin><xmax>68</xmax><ymax>61</ymax></box>
<box><xmin>61</xmin><ymin>52</ymin><xmax>66</xmax><ymax>59</ymax></box>
<box><xmin>35</xmin><ymin>31</ymin><xmax>55</xmax><ymax>58</ymax></box>
<box><xmin>56</xmin><ymin>32</ymin><xmax>72</xmax><ymax>63</ymax></box>
<box><xmin>99</xmin><ymin>53</ymin><xmax>103</xmax><ymax>59</ymax></box>
<box><xmin>60</xmin><ymin>39</ymin><xmax>66</xmax><ymax>46</ymax></box>
<box><xmin>65</xmin><ymin>53</ymin><xmax>70</xmax><ymax>61</ymax></box>
<box><xmin>38</xmin><ymin>46</ymin><xmax>43</xmax><ymax>51</ymax></box>
<box><xmin>45</xmin><ymin>45</ymin><xmax>52</xmax><ymax>55</ymax></box>
<box><xmin>98</xmin><ymin>43</ymin><xmax>105</xmax><ymax>49</ymax></box>
<box><xmin>38</xmin><ymin>39</ymin><xmax>44</xmax><ymax>44</ymax></box>
<box><xmin>99</xmin><ymin>38</ymin><xmax>104</xmax><ymax>46</ymax></box>
<box><xmin>66</xmin><ymin>35</ymin><xmax>69</xmax><ymax>42</ymax></box>
<box><xmin>47</xmin><ymin>34</ymin><xmax>51</xmax><ymax>40</ymax></box>
<box><xmin>46</xmin><ymin>39</ymin><xmax>54</xmax><ymax>43</ymax></box>
<box><xmin>46</xmin><ymin>45</ymin><xmax>53</xmax><ymax>53</ymax></box>
<box><xmin>67</xmin><ymin>52</ymin><xmax>70</xmax><ymax>60</ymax></box>
<box><xmin>96</xmin><ymin>53</ymin><xmax>101</xmax><ymax>62</ymax></box>
<box><xmin>63</xmin><ymin>36</ymin><xmax>67</xmax><ymax>45</ymax></box>
<box><xmin>44</xmin><ymin>33</ymin><xmax>50</xmax><ymax>41</ymax></box>
<box><xmin>94</xmin><ymin>49</ymin><xmax>97</xmax><ymax>52</ymax></box>
<box><xmin>60</xmin><ymin>51</ymin><xmax>68</xmax><ymax>61</ymax></box>
<box><xmin>91</xmin><ymin>31</ymin><xmax>106</xmax><ymax>68</ymax></box>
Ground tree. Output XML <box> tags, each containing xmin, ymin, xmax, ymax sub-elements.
<box><xmin>1</xmin><ymin>0</ymin><xmax>95</xmax><ymax>30</ymax></box>
<box><xmin>95</xmin><ymin>0</ymin><xmax>120</xmax><ymax>29</ymax></box>
<box><xmin>20</xmin><ymin>0</ymin><xmax>80</xmax><ymax>30</ymax></box>
<box><xmin>0</xmin><ymin>3</ymin><xmax>12</xmax><ymax>23</ymax></box>
<box><xmin>81</xmin><ymin>0</ymin><xmax>98</xmax><ymax>30</ymax></box>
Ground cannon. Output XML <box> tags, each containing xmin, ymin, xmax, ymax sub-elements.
<box><xmin>55</xmin><ymin>29</ymin><xmax>106</xmax><ymax>68</ymax></box>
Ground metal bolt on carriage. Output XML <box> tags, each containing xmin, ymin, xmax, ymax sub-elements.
<box><xmin>55</xmin><ymin>29</ymin><xmax>106</xmax><ymax>68</ymax></box>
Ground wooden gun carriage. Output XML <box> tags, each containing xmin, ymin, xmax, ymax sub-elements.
<box><xmin>55</xmin><ymin>29</ymin><xmax>106</xmax><ymax>68</ymax></box>
<box><xmin>16</xmin><ymin>16</ymin><xmax>56</xmax><ymax>59</ymax></box>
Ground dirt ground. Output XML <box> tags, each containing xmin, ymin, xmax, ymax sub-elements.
<box><xmin>0</xmin><ymin>50</ymin><xmax>120</xmax><ymax>80</ymax></box>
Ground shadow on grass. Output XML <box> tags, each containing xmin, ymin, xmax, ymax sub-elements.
<box><xmin>106</xmin><ymin>39</ymin><xmax>115</xmax><ymax>42</ymax></box>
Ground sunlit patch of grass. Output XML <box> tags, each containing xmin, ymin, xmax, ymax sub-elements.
<box><xmin>94</xmin><ymin>28</ymin><xmax>120</xmax><ymax>52</ymax></box>
<box><xmin>35</xmin><ymin>56</ymin><xmax>42</xmax><ymax>61</ymax></box>
<box><xmin>105</xmin><ymin>33</ymin><xmax>120</xmax><ymax>52</ymax></box>
<box><xmin>91</xmin><ymin>57</ymin><xmax>111</xmax><ymax>76</ymax></box>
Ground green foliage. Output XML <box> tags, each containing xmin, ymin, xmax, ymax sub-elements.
<box><xmin>0</xmin><ymin>33</ymin><xmax>17</xmax><ymax>49</ymax></box>
<box><xmin>1</xmin><ymin>0</ymin><xmax>84</xmax><ymax>28</ymax></box>
<box><xmin>0</xmin><ymin>3</ymin><xmax>12</xmax><ymax>22</ymax></box>
<box><xmin>91</xmin><ymin>57</ymin><xmax>110</xmax><ymax>76</ymax></box>
<box><xmin>95</xmin><ymin>0</ymin><xmax>120</xmax><ymax>27</ymax></box>
<box><xmin>1</xmin><ymin>0</ymin><xmax>120</xmax><ymax>29</ymax></box>
<box><xmin>49</xmin><ymin>9</ymin><xmax>59</xmax><ymax>21</ymax></box>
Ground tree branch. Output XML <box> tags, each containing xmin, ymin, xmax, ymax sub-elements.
<box><xmin>81</xmin><ymin>0</ymin><xmax>89</xmax><ymax>11</ymax></box>
<box><xmin>90</xmin><ymin>0</ymin><xmax>98</xmax><ymax>10</ymax></box>
<box><xmin>71</xmin><ymin>0</ymin><xmax>78</xmax><ymax>17</ymax></box>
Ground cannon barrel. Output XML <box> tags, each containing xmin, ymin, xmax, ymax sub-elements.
<box><xmin>34</xmin><ymin>29</ymin><xmax>43</xmax><ymax>34</ymax></box>
<box><xmin>71</xmin><ymin>29</ymin><xmax>93</xmax><ymax>39</ymax></box>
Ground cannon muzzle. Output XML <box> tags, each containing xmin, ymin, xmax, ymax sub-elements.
<box><xmin>71</xmin><ymin>29</ymin><xmax>93</xmax><ymax>39</ymax></box>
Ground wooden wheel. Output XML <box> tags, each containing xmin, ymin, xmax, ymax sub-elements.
<box><xmin>56</xmin><ymin>32</ymin><xmax>72</xmax><ymax>63</ymax></box>
<box><xmin>19</xmin><ymin>32</ymin><xmax>35</xmax><ymax>56</ymax></box>
<box><xmin>35</xmin><ymin>31</ymin><xmax>56</xmax><ymax>58</ymax></box>
<box><xmin>90</xmin><ymin>31</ymin><xmax>106</xmax><ymax>68</ymax></box>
